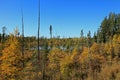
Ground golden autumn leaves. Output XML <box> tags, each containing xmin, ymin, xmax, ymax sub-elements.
<box><xmin>46</xmin><ymin>34</ymin><xmax>120</xmax><ymax>80</ymax></box>
<box><xmin>0</xmin><ymin>28</ymin><xmax>120</xmax><ymax>80</ymax></box>
<box><xmin>0</xmin><ymin>34</ymin><xmax>22</xmax><ymax>80</ymax></box>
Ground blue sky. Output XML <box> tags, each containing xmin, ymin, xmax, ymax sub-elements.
<box><xmin>0</xmin><ymin>0</ymin><xmax>120</xmax><ymax>38</ymax></box>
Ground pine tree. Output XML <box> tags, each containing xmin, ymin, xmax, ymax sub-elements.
<box><xmin>50</xmin><ymin>25</ymin><xmax>52</xmax><ymax>39</ymax></box>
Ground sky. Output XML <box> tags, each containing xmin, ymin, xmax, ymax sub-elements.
<box><xmin>0</xmin><ymin>0</ymin><xmax>120</xmax><ymax>38</ymax></box>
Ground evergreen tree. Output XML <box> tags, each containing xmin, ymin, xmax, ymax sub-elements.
<box><xmin>2</xmin><ymin>26</ymin><xmax>6</xmax><ymax>43</ymax></box>
<box><xmin>80</xmin><ymin>29</ymin><xmax>83</xmax><ymax>38</ymax></box>
<box><xmin>50</xmin><ymin>25</ymin><xmax>52</xmax><ymax>38</ymax></box>
<box><xmin>0</xmin><ymin>33</ymin><xmax>1</xmax><ymax>43</ymax></box>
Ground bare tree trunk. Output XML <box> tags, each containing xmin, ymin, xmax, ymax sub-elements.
<box><xmin>21</xmin><ymin>9</ymin><xmax>24</xmax><ymax>68</ymax></box>
<box><xmin>38</xmin><ymin>0</ymin><xmax>40</xmax><ymax>61</ymax></box>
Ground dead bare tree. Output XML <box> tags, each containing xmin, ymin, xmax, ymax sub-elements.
<box><xmin>21</xmin><ymin>9</ymin><xmax>24</xmax><ymax>68</ymax></box>
<box><xmin>38</xmin><ymin>0</ymin><xmax>40</xmax><ymax>61</ymax></box>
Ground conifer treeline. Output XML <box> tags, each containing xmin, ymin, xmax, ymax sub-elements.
<box><xmin>95</xmin><ymin>13</ymin><xmax>120</xmax><ymax>43</ymax></box>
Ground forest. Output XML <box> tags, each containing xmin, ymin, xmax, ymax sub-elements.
<box><xmin>0</xmin><ymin>13</ymin><xmax>120</xmax><ymax>80</ymax></box>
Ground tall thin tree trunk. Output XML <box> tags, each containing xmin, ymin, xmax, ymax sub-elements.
<box><xmin>21</xmin><ymin>9</ymin><xmax>24</xmax><ymax>68</ymax></box>
<box><xmin>38</xmin><ymin>0</ymin><xmax>40</xmax><ymax>61</ymax></box>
